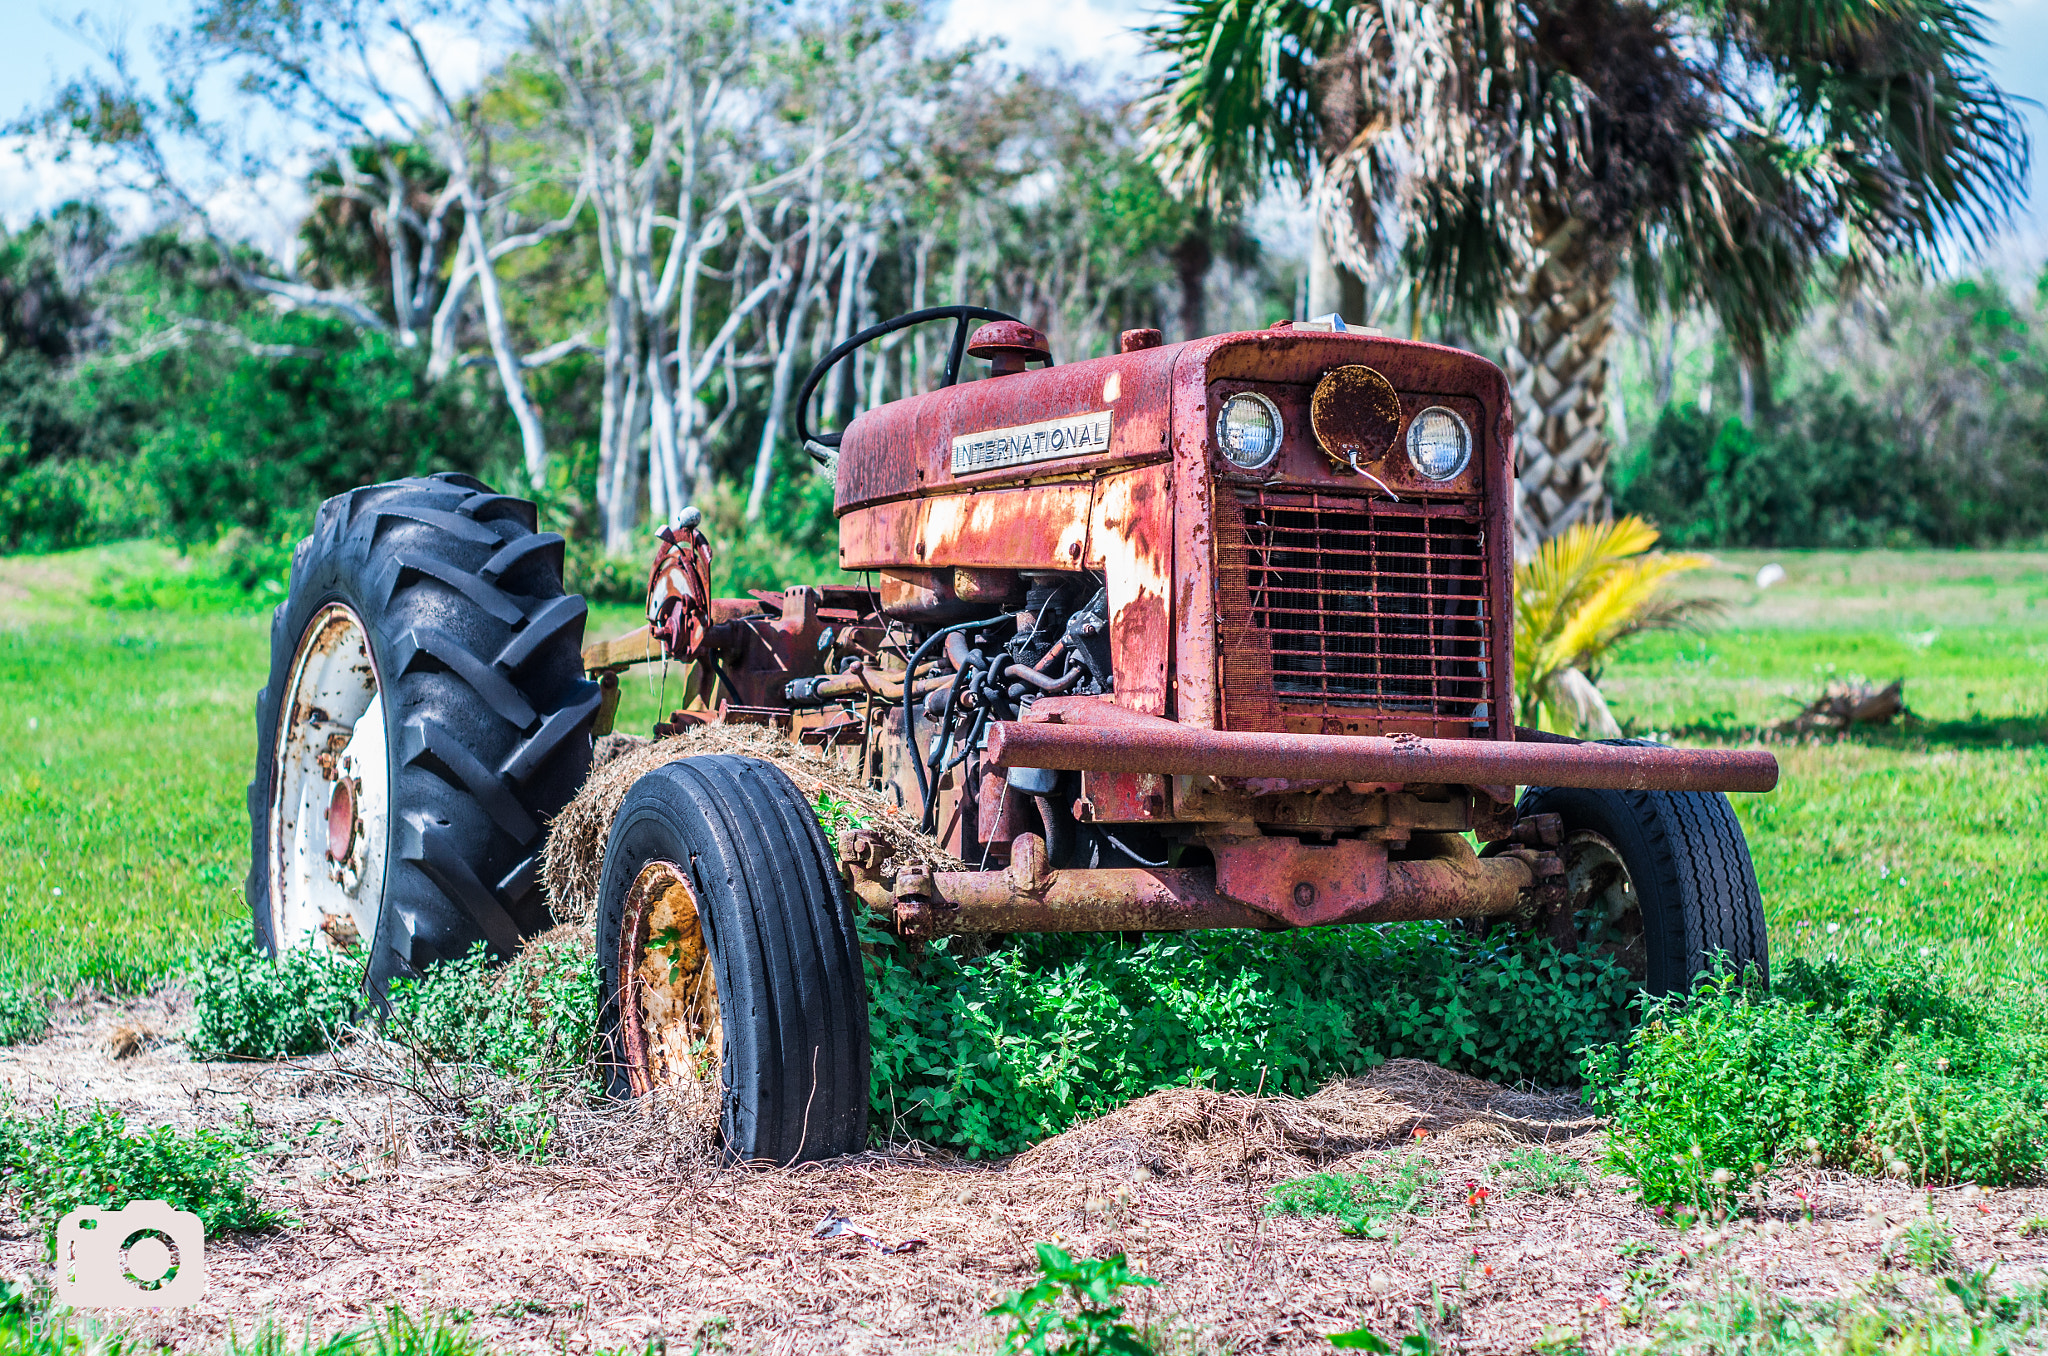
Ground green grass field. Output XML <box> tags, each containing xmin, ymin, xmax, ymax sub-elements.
<box><xmin>2</xmin><ymin>542</ymin><xmax>2043</xmax><ymax>993</ymax></box>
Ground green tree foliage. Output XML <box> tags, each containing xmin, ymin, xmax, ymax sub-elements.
<box><xmin>1617</xmin><ymin>270</ymin><xmax>2048</xmax><ymax>548</ymax></box>
<box><xmin>0</xmin><ymin>221</ymin><xmax>519</xmax><ymax>556</ymax></box>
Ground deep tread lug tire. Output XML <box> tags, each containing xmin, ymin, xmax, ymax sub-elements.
<box><xmin>595</xmin><ymin>755</ymin><xmax>870</xmax><ymax>1165</ymax></box>
<box><xmin>249</xmin><ymin>473</ymin><xmax>600</xmax><ymax>996</ymax></box>
<box><xmin>1521</xmin><ymin>739</ymin><xmax>1768</xmax><ymax>995</ymax></box>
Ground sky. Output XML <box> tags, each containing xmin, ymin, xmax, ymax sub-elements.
<box><xmin>1</xmin><ymin>0</ymin><xmax>2044</xmax><ymax>263</ymax></box>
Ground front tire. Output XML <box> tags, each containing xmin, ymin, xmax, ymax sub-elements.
<box><xmin>1519</xmin><ymin>762</ymin><xmax>1767</xmax><ymax>995</ymax></box>
<box><xmin>595</xmin><ymin>756</ymin><xmax>870</xmax><ymax>1165</ymax></box>
<box><xmin>249</xmin><ymin>473</ymin><xmax>601</xmax><ymax>997</ymax></box>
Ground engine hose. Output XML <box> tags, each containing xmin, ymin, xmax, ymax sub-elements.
<box><xmin>902</xmin><ymin>614</ymin><xmax>1015</xmax><ymax>813</ymax></box>
<box><xmin>1005</xmin><ymin>662</ymin><xmax>1084</xmax><ymax>694</ymax></box>
<box><xmin>1034</xmin><ymin>794</ymin><xmax>1075</xmax><ymax>869</ymax></box>
<box><xmin>922</xmin><ymin>701</ymin><xmax>990</xmax><ymax>834</ymax></box>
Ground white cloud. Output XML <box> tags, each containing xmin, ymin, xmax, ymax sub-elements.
<box><xmin>938</xmin><ymin>0</ymin><xmax>1155</xmax><ymax>74</ymax></box>
<box><xmin>0</xmin><ymin>134</ymin><xmax>152</xmax><ymax>232</ymax></box>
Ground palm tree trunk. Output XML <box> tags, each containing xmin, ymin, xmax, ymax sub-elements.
<box><xmin>1500</xmin><ymin>225</ymin><xmax>1618</xmax><ymax>558</ymax></box>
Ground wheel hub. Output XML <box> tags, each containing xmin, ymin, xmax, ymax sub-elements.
<box><xmin>269</xmin><ymin>604</ymin><xmax>389</xmax><ymax>962</ymax></box>
<box><xmin>1560</xmin><ymin>830</ymin><xmax>1647</xmax><ymax>981</ymax></box>
<box><xmin>617</xmin><ymin>860</ymin><xmax>722</xmax><ymax>1096</ymax></box>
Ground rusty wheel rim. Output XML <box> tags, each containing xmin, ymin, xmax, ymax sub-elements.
<box><xmin>1561</xmin><ymin>830</ymin><xmax>1648</xmax><ymax>982</ymax></box>
<box><xmin>617</xmin><ymin>860</ymin><xmax>722</xmax><ymax>1097</ymax></box>
<box><xmin>269</xmin><ymin>603</ymin><xmax>389</xmax><ymax>966</ymax></box>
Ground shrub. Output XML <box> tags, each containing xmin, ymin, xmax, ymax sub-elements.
<box><xmin>866</xmin><ymin>921</ymin><xmax>1632</xmax><ymax>1157</ymax></box>
<box><xmin>1587</xmin><ymin>974</ymin><xmax>1868</xmax><ymax>1218</ymax></box>
<box><xmin>185</xmin><ymin>926</ymin><xmax>362</xmax><ymax>1060</ymax></box>
<box><xmin>383</xmin><ymin>931</ymin><xmax>598</xmax><ymax>1091</ymax></box>
<box><xmin>0</xmin><ymin>1102</ymin><xmax>280</xmax><ymax>1249</ymax></box>
<box><xmin>1861</xmin><ymin>1036</ymin><xmax>2048</xmax><ymax>1186</ymax></box>
<box><xmin>1591</xmin><ymin>954</ymin><xmax>2048</xmax><ymax>1214</ymax></box>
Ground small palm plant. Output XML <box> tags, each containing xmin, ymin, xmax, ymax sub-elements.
<box><xmin>1513</xmin><ymin>516</ymin><xmax>1716</xmax><ymax>737</ymax></box>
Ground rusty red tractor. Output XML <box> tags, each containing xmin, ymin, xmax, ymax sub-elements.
<box><xmin>251</xmin><ymin>305</ymin><xmax>1777</xmax><ymax>1165</ymax></box>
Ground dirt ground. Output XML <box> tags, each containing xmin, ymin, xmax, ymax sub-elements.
<box><xmin>5</xmin><ymin>994</ymin><xmax>2046</xmax><ymax>1356</ymax></box>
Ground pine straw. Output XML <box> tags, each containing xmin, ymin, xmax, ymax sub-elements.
<box><xmin>1012</xmin><ymin>1060</ymin><xmax>1602</xmax><ymax>1183</ymax></box>
<box><xmin>543</xmin><ymin>725</ymin><xmax>964</xmax><ymax>927</ymax></box>
<box><xmin>7</xmin><ymin>1009</ymin><xmax>2048</xmax><ymax>1356</ymax></box>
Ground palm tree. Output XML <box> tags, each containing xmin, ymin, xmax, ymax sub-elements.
<box><xmin>1142</xmin><ymin>0</ymin><xmax>2029</xmax><ymax>554</ymax></box>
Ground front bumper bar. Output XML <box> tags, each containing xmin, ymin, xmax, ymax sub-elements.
<box><xmin>985</xmin><ymin>696</ymin><xmax>1778</xmax><ymax>795</ymax></box>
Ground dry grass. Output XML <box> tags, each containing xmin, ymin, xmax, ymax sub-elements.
<box><xmin>542</xmin><ymin>725</ymin><xmax>962</xmax><ymax>927</ymax></box>
<box><xmin>2</xmin><ymin>1001</ymin><xmax>2046</xmax><ymax>1355</ymax></box>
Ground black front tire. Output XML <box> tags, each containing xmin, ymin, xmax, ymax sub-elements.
<box><xmin>595</xmin><ymin>755</ymin><xmax>870</xmax><ymax>1165</ymax></box>
<box><xmin>249</xmin><ymin>473</ymin><xmax>601</xmax><ymax>996</ymax></box>
<box><xmin>1520</xmin><ymin>762</ymin><xmax>1767</xmax><ymax>995</ymax></box>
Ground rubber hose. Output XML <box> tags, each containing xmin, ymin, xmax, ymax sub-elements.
<box><xmin>902</xmin><ymin>615</ymin><xmax>1013</xmax><ymax>813</ymax></box>
<box><xmin>1034</xmin><ymin>793</ymin><xmax>1075</xmax><ymax>870</ymax></box>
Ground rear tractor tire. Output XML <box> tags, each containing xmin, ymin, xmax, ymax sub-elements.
<box><xmin>248</xmin><ymin>473</ymin><xmax>602</xmax><ymax>997</ymax></box>
<box><xmin>1519</xmin><ymin>747</ymin><xmax>1767</xmax><ymax>995</ymax></box>
<box><xmin>594</xmin><ymin>756</ymin><xmax>870</xmax><ymax>1166</ymax></box>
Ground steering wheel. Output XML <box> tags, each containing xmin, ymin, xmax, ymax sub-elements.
<box><xmin>795</xmin><ymin>304</ymin><xmax>1026</xmax><ymax>451</ymax></box>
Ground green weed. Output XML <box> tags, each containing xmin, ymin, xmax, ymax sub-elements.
<box><xmin>1590</xmin><ymin>953</ymin><xmax>2048</xmax><ymax>1216</ymax></box>
<box><xmin>185</xmin><ymin>925</ymin><xmax>362</xmax><ymax>1059</ymax></box>
<box><xmin>987</xmin><ymin>1243</ymin><xmax>1159</xmax><ymax>1356</ymax></box>
<box><xmin>1615</xmin><ymin>1268</ymin><xmax>2048</xmax><ymax>1354</ymax></box>
<box><xmin>0</xmin><ymin>1101</ymin><xmax>280</xmax><ymax>1250</ymax></box>
<box><xmin>1881</xmin><ymin>1214</ymin><xmax>1959</xmax><ymax>1275</ymax></box>
<box><xmin>1328</xmin><ymin>1327</ymin><xmax>1439</xmax><ymax>1354</ymax></box>
<box><xmin>1268</xmin><ymin>1156</ymin><xmax>1437</xmax><ymax>1239</ymax></box>
<box><xmin>0</xmin><ymin>983</ymin><xmax>50</xmax><ymax>1046</ymax></box>
<box><xmin>865</xmin><ymin>917</ymin><xmax>1630</xmax><ymax>1157</ymax></box>
<box><xmin>1487</xmin><ymin>1146</ymin><xmax>1590</xmax><ymax>1198</ymax></box>
<box><xmin>381</xmin><ymin>930</ymin><xmax>601</xmax><ymax>1160</ymax></box>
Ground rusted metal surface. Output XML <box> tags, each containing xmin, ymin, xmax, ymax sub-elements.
<box><xmin>870</xmin><ymin>829</ymin><xmax>1554</xmax><ymax>935</ymax></box>
<box><xmin>990</xmin><ymin>696</ymin><xmax>1779</xmax><ymax>794</ymax></box>
<box><xmin>900</xmin><ymin>834</ymin><xmax>1280</xmax><ymax>936</ymax></box>
<box><xmin>1172</xmin><ymin>778</ymin><xmax>1475</xmax><ymax>832</ymax></box>
<box><xmin>1208</xmin><ymin>832</ymin><xmax>1536</xmax><ymax>926</ymax></box>
<box><xmin>966</xmin><ymin>321</ymin><xmax>1052</xmax><ymax>374</ymax></box>
<box><xmin>839</xmin><ymin>484</ymin><xmax>1095</xmax><ymax>576</ymax></box>
<box><xmin>834</xmin><ymin>343</ymin><xmax>1180</xmax><ymax>512</ymax></box>
<box><xmin>1076</xmin><ymin>770</ymin><xmax>1168</xmax><ymax>822</ymax></box>
<box><xmin>647</xmin><ymin>514</ymin><xmax>716</xmax><ymax>663</ymax></box>
<box><xmin>1082</xmin><ymin>464</ymin><xmax>1173</xmax><ymax>715</ymax></box>
<box><xmin>1213</xmin><ymin>491</ymin><xmax>1494</xmax><ymax>738</ymax></box>
<box><xmin>1120</xmin><ymin>328</ymin><xmax>1163</xmax><ymax>353</ymax></box>
<box><xmin>615</xmin><ymin>859</ymin><xmax>721</xmax><ymax>1096</ymax></box>
<box><xmin>1310</xmin><ymin>365</ymin><xmax>1404</xmax><ymax>472</ymax></box>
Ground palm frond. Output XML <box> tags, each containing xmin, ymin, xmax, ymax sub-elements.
<box><xmin>1139</xmin><ymin>0</ymin><xmax>1351</xmax><ymax>208</ymax></box>
<box><xmin>1512</xmin><ymin>514</ymin><xmax>1712</xmax><ymax>727</ymax></box>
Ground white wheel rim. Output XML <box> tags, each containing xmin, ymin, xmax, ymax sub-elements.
<box><xmin>269</xmin><ymin>604</ymin><xmax>390</xmax><ymax>966</ymax></box>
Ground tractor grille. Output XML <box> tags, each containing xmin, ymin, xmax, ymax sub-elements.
<box><xmin>1215</xmin><ymin>489</ymin><xmax>1494</xmax><ymax>737</ymax></box>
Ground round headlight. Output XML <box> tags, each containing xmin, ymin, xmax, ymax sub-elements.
<box><xmin>1405</xmin><ymin>406</ymin><xmax>1472</xmax><ymax>481</ymax></box>
<box><xmin>1217</xmin><ymin>392</ymin><xmax>1283</xmax><ymax>469</ymax></box>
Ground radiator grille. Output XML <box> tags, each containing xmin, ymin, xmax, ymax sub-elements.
<box><xmin>1217</xmin><ymin>489</ymin><xmax>1492</xmax><ymax>736</ymax></box>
